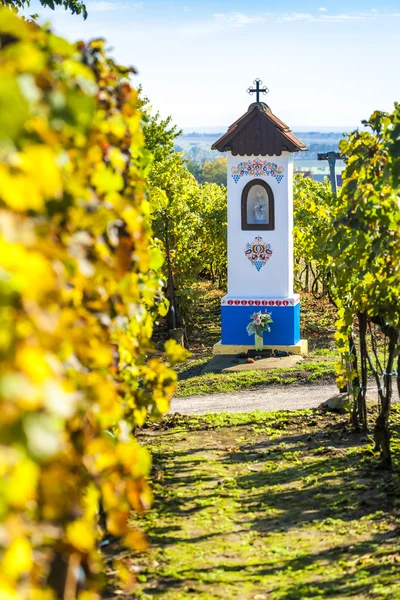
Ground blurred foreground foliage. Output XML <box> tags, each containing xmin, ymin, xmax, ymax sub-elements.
<box><xmin>0</xmin><ymin>10</ymin><xmax>185</xmax><ymax>598</ymax></box>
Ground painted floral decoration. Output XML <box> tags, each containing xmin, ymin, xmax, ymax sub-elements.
<box><xmin>245</xmin><ymin>235</ymin><xmax>273</xmax><ymax>271</ymax></box>
<box><xmin>246</xmin><ymin>310</ymin><xmax>273</xmax><ymax>337</ymax></box>
<box><xmin>231</xmin><ymin>159</ymin><xmax>284</xmax><ymax>184</ymax></box>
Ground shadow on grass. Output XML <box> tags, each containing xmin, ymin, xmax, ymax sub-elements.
<box><xmin>157</xmin><ymin>409</ymin><xmax>319</xmax><ymax>433</ymax></box>
<box><xmin>165</xmin><ymin>531</ymin><xmax>399</xmax><ymax>599</ymax></box>
<box><xmin>137</xmin><ymin>412</ymin><xmax>400</xmax><ymax>598</ymax></box>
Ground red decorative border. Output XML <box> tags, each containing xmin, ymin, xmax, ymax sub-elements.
<box><xmin>221</xmin><ymin>296</ymin><xmax>299</xmax><ymax>307</ymax></box>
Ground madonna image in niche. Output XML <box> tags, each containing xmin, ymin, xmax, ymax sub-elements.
<box><xmin>249</xmin><ymin>185</ymin><xmax>268</xmax><ymax>225</ymax></box>
<box><xmin>241</xmin><ymin>179</ymin><xmax>275</xmax><ymax>231</ymax></box>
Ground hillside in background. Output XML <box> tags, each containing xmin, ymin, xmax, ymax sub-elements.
<box><xmin>176</xmin><ymin>130</ymin><xmax>347</xmax><ymax>175</ymax></box>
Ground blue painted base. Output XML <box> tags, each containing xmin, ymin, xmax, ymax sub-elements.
<box><xmin>221</xmin><ymin>301</ymin><xmax>301</xmax><ymax>346</ymax></box>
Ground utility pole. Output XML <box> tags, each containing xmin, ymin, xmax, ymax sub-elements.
<box><xmin>317</xmin><ymin>151</ymin><xmax>342</xmax><ymax>195</ymax></box>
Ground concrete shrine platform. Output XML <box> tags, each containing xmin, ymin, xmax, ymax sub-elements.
<box><xmin>213</xmin><ymin>339</ymin><xmax>308</xmax><ymax>356</ymax></box>
<box><xmin>201</xmin><ymin>353</ymin><xmax>304</xmax><ymax>375</ymax></box>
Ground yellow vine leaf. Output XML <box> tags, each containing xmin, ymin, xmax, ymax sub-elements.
<box><xmin>66</xmin><ymin>520</ymin><xmax>96</xmax><ymax>553</ymax></box>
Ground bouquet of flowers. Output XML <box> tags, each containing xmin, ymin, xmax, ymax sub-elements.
<box><xmin>246</xmin><ymin>310</ymin><xmax>273</xmax><ymax>337</ymax></box>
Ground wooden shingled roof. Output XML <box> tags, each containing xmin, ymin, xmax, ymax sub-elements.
<box><xmin>212</xmin><ymin>102</ymin><xmax>307</xmax><ymax>157</ymax></box>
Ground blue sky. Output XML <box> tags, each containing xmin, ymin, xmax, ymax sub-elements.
<box><xmin>28</xmin><ymin>0</ymin><xmax>400</xmax><ymax>131</ymax></box>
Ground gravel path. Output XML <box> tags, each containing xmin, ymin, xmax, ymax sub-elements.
<box><xmin>171</xmin><ymin>383</ymin><xmax>399</xmax><ymax>415</ymax></box>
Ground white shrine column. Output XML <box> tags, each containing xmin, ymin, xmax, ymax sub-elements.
<box><xmin>226</xmin><ymin>152</ymin><xmax>293</xmax><ymax>299</ymax></box>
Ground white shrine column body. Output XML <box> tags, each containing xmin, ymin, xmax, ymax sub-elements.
<box><xmin>226</xmin><ymin>152</ymin><xmax>294</xmax><ymax>299</ymax></box>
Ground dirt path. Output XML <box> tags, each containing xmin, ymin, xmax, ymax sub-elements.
<box><xmin>171</xmin><ymin>383</ymin><xmax>339</xmax><ymax>414</ymax></box>
<box><xmin>171</xmin><ymin>383</ymin><xmax>399</xmax><ymax>415</ymax></box>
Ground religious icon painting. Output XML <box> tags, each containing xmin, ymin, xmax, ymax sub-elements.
<box><xmin>244</xmin><ymin>235</ymin><xmax>273</xmax><ymax>271</ymax></box>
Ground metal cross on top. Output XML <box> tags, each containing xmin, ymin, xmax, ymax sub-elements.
<box><xmin>247</xmin><ymin>78</ymin><xmax>269</xmax><ymax>103</ymax></box>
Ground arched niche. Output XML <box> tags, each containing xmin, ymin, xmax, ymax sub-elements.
<box><xmin>241</xmin><ymin>179</ymin><xmax>275</xmax><ymax>231</ymax></box>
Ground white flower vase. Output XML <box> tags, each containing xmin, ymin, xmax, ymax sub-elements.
<box><xmin>254</xmin><ymin>333</ymin><xmax>264</xmax><ymax>351</ymax></box>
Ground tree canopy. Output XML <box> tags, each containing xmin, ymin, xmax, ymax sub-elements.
<box><xmin>0</xmin><ymin>0</ymin><xmax>87</xmax><ymax>18</ymax></box>
<box><xmin>327</xmin><ymin>107</ymin><xmax>400</xmax><ymax>464</ymax></box>
<box><xmin>187</xmin><ymin>156</ymin><xmax>228</xmax><ymax>186</ymax></box>
<box><xmin>139</xmin><ymin>97</ymin><xmax>227</xmax><ymax>330</ymax></box>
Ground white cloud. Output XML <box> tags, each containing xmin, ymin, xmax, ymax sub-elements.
<box><xmin>318</xmin><ymin>13</ymin><xmax>364</xmax><ymax>21</ymax></box>
<box><xmin>276</xmin><ymin>10</ymin><xmax>387</xmax><ymax>23</ymax></box>
<box><xmin>180</xmin><ymin>11</ymin><xmax>264</xmax><ymax>37</ymax></box>
<box><xmin>87</xmin><ymin>1</ymin><xmax>124</xmax><ymax>11</ymax></box>
<box><xmin>280</xmin><ymin>12</ymin><xmax>314</xmax><ymax>22</ymax></box>
<box><xmin>87</xmin><ymin>1</ymin><xmax>141</xmax><ymax>11</ymax></box>
<box><xmin>178</xmin><ymin>6</ymin><xmax>400</xmax><ymax>37</ymax></box>
<box><xmin>213</xmin><ymin>12</ymin><xmax>265</xmax><ymax>27</ymax></box>
<box><xmin>183</xmin><ymin>6</ymin><xmax>190</xmax><ymax>12</ymax></box>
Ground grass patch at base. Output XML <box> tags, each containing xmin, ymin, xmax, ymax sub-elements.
<box><xmin>176</xmin><ymin>359</ymin><xmax>337</xmax><ymax>397</ymax></box>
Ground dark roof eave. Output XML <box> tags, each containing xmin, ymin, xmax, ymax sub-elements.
<box><xmin>211</xmin><ymin>103</ymin><xmax>307</xmax><ymax>154</ymax></box>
